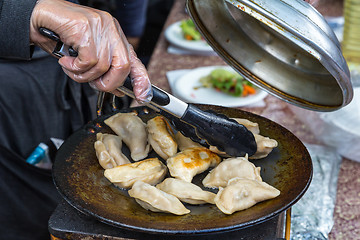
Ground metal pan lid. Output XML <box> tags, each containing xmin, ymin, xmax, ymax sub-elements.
<box><xmin>186</xmin><ymin>0</ymin><xmax>353</xmax><ymax>111</ymax></box>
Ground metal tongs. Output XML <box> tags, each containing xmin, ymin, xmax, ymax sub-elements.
<box><xmin>39</xmin><ymin>28</ymin><xmax>257</xmax><ymax>157</ymax></box>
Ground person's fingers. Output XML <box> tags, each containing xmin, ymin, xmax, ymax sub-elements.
<box><xmin>58</xmin><ymin>42</ymin><xmax>110</xmax><ymax>83</ymax></box>
<box><xmin>128</xmin><ymin>45</ymin><xmax>153</xmax><ymax>103</ymax></box>
<box><xmin>57</xmin><ymin>36</ymin><xmax>99</xmax><ymax>76</ymax></box>
<box><xmin>88</xmin><ymin>28</ymin><xmax>131</xmax><ymax>91</ymax></box>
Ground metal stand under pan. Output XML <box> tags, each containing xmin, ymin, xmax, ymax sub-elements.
<box><xmin>48</xmin><ymin>200</ymin><xmax>287</xmax><ymax>240</ymax></box>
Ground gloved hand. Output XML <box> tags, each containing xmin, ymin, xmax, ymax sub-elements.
<box><xmin>29</xmin><ymin>0</ymin><xmax>152</xmax><ymax>103</ymax></box>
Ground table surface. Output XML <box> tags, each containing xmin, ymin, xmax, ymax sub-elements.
<box><xmin>146</xmin><ymin>0</ymin><xmax>360</xmax><ymax>239</ymax></box>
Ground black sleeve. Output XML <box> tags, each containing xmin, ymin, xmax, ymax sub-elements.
<box><xmin>115</xmin><ymin>0</ymin><xmax>148</xmax><ymax>37</ymax></box>
<box><xmin>0</xmin><ymin>0</ymin><xmax>38</xmax><ymax>60</ymax></box>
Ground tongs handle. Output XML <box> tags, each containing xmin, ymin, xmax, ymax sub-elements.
<box><xmin>39</xmin><ymin>28</ymin><xmax>78</xmax><ymax>58</ymax></box>
<box><xmin>119</xmin><ymin>78</ymin><xmax>189</xmax><ymax>117</ymax></box>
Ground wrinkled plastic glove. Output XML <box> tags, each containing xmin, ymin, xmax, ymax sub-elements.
<box><xmin>29</xmin><ymin>0</ymin><xmax>152</xmax><ymax>103</ymax></box>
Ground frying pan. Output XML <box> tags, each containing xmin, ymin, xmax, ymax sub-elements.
<box><xmin>52</xmin><ymin>104</ymin><xmax>312</xmax><ymax>235</ymax></box>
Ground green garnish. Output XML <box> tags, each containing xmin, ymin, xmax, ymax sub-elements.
<box><xmin>199</xmin><ymin>69</ymin><xmax>256</xmax><ymax>97</ymax></box>
<box><xmin>180</xmin><ymin>19</ymin><xmax>202</xmax><ymax>41</ymax></box>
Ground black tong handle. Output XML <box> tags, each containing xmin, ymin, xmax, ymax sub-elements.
<box><xmin>39</xmin><ymin>27</ymin><xmax>78</xmax><ymax>58</ymax></box>
<box><xmin>122</xmin><ymin>78</ymin><xmax>170</xmax><ymax>107</ymax></box>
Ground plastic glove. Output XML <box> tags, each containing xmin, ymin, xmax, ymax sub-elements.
<box><xmin>29</xmin><ymin>0</ymin><xmax>152</xmax><ymax>103</ymax></box>
<box><xmin>128</xmin><ymin>44</ymin><xmax>153</xmax><ymax>103</ymax></box>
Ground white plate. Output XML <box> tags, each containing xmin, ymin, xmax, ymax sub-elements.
<box><xmin>173</xmin><ymin>66</ymin><xmax>268</xmax><ymax>107</ymax></box>
<box><xmin>164</xmin><ymin>21</ymin><xmax>214</xmax><ymax>53</ymax></box>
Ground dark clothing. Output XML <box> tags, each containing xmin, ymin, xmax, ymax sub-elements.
<box><xmin>79</xmin><ymin>0</ymin><xmax>148</xmax><ymax>37</ymax></box>
<box><xmin>115</xmin><ymin>0</ymin><xmax>148</xmax><ymax>37</ymax></box>
<box><xmin>0</xmin><ymin>1</ymin><xmax>135</xmax><ymax>239</ymax></box>
<box><xmin>0</xmin><ymin>49</ymin><xmax>97</xmax><ymax>158</ymax></box>
<box><xmin>0</xmin><ymin>146</ymin><xmax>61</xmax><ymax>240</ymax></box>
<box><xmin>0</xmin><ymin>1</ymin><xmax>97</xmax><ymax>238</ymax></box>
<box><xmin>0</xmin><ymin>48</ymin><xmax>98</xmax><ymax>240</ymax></box>
<box><xmin>0</xmin><ymin>0</ymin><xmax>37</xmax><ymax>59</ymax></box>
<box><xmin>0</xmin><ymin>1</ymin><xmax>66</xmax><ymax>239</ymax></box>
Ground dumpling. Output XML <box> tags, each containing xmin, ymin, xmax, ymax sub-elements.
<box><xmin>156</xmin><ymin>178</ymin><xmax>216</xmax><ymax>205</ymax></box>
<box><xmin>214</xmin><ymin>178</ymin><xmax>280</xmax><ymax>214</ymax></box>
<box><xmin>232</xmin><ymin>118</ymin><xmax>260</xmax><ymax>134</ymax></box>
<box><xmin>147</xmin><ymin>116</ymin><xmax>178</xmax><ymax>160</ymax></box>
<box><xmin>104</xmin><ymin>158</ymin><xmax>167</xmax><ymax>189</ymax></box>
<box><xmin>94</xmin><ymin>133</ymin><xmax>130</xmax><ymax>169</ymax></box>
<box><xmin>202</xmin><ymin>156</ymin><xmax>262</xmax><ymax>188</ymax></box>
<box><xmin>128</xmin><ymin>180</ymin><xmax>190</xmax><ymax>215</ymax></box>
<box><xmin>208</xmin><ymin>145</ymin><xmax>228</xmax><ymax>156</ymax></box>
<box><xmin>249</xmin><ymin>134</ymin><xmax>278</xmax><ymax>159</ymax></box>
<box><xmin>104</xmin><ymin>112</ymin><xmax>150</xmax><ymax>161</ymax></box>
<box><xmin>175</xmin><ymin>132</ymin><xmax>202</xmax><ymax>151</ymax></box>
<box><xmin>167</xmin><ymin>147</ymin><xmax>221</xmax><ymax>182</ymax></box>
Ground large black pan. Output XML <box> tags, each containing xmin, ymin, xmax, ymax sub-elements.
<box><xmin>52</xmin><ymin>104</ymin><xmax>312</xmax><ymax>235</ymax></box>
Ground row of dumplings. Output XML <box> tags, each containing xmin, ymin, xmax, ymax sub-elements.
<box><xmin>94</xmin><ymin>112</ymin><xmax>280</xmax><ymax>215</ymax></box>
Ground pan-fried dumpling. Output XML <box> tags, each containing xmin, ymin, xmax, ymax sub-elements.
<box><xmin>175</xmin><ymin>132</ymin><xmax>202</xmax><ymax>151</ymax></box>
<box><xmin>104</xmin><ymin>158</ymin><xmax>167</xmax><ymax>189</ymax></box>
<box><xmin>202</xmin><ymin>156</ymin><xmax>262</xmax><ymax>188</ymax></box>
<box><xmin>147</xmin><ymin>116</ymin><xmax>178</xmax><ymax>160</ymax></box>
<box><xmin>94</xmin><ymin>133</ymin><xmax>130</xmax><ymax>169</ymax></box>
<box><xmin>167</xmin><ymin>147</ymin><xmax>221</xmax><ymax>182</ymax></box>
<box><xmin>214</xmin><ymin>178</ymin><xmax>280</xmax><ymax>214</ymax></box>
<box><xmin>104</xmin><ymin>112</ymin><xmax>150</xmax><ymax>161</ymax></box>
<box><xmin>249</xmin><ymin>134</ymin><xmax>278</xmax><ymax>159</ymax></box>
<box><xmin>156</xmin><ymin>178</ymin><xmax>216</xmax><ymax>205</ymax></box>
<box><xmin>232</xmin><ymin>118</ymin><xmax>260</xmax><ymax>134</ymax></box>
<box><xmin>128</xmin><ymin>180</ymin><xmax>190</xmax><ymax>215</ymax></box>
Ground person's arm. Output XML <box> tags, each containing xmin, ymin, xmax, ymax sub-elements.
<box><xmin>0</xmin><ymin>0</ymin><xmax>38</xmax><ymax>59</ymax></box>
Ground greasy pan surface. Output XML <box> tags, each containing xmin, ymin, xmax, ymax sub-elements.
<box><xmin>53</xmin><ymin>104</ymin><xmax>312</xmax><ymax>235</ymax></box>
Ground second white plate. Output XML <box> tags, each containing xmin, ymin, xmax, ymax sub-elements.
<box><xmin>172</xmin><ymin>66</ymin><xmax>268</xmax><ymax>107</ymax></box>
<box><xmin>164</xmin><ymin>21</ymin><xmax>214</xmax><ymax>53</ymax></box>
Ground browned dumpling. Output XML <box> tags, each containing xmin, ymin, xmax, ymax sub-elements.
<box><xmin>214</xmin><ymin>178</ymin><xmax>280</xmax><ymax>214</ymax></box>
<box><xmin>156</xmin><ymin>178</ymin><xmax>216</xmax><ymax>205</ymax></box>
<box><xmin>249</xmin><ymin>134</ymin><xmax>278</xmax><ymax>159</ymax></box>
<box><xmin>128</xmin><ymin>180</ymin><xmax>190</xmax><ymax>215</ymax></box>
<box><xmin>104</xmin><ymin>158</ymin><xmax>167</xmax><ymax>189</ymax></box>
<box><xmin>147</xmin><ymin>116</ymin><xmax>178</xmax><ymax>160</ymax></box>
<box><xmin>202</xmin><ymin>156</ymin><xmax>262</xmax><ymax>188</ymax></box>
<box><xmin>166</xmin><ymin>147</ymin><xmax>221</xmax><ymax>182</ymax></box>
<box><xmin>94</xmin><ymin>133</ymin><xmax>130</xmax><ymax>169</ymax></box>
<box><xmin>104</xmin><ymin>112</ymin><xmax>150</xmax><ymax>161</ymax></box>
<box><xmin>175</xmin><ymin>132</ymin><xmax>202</xmax><ymax>152</ymax></box>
